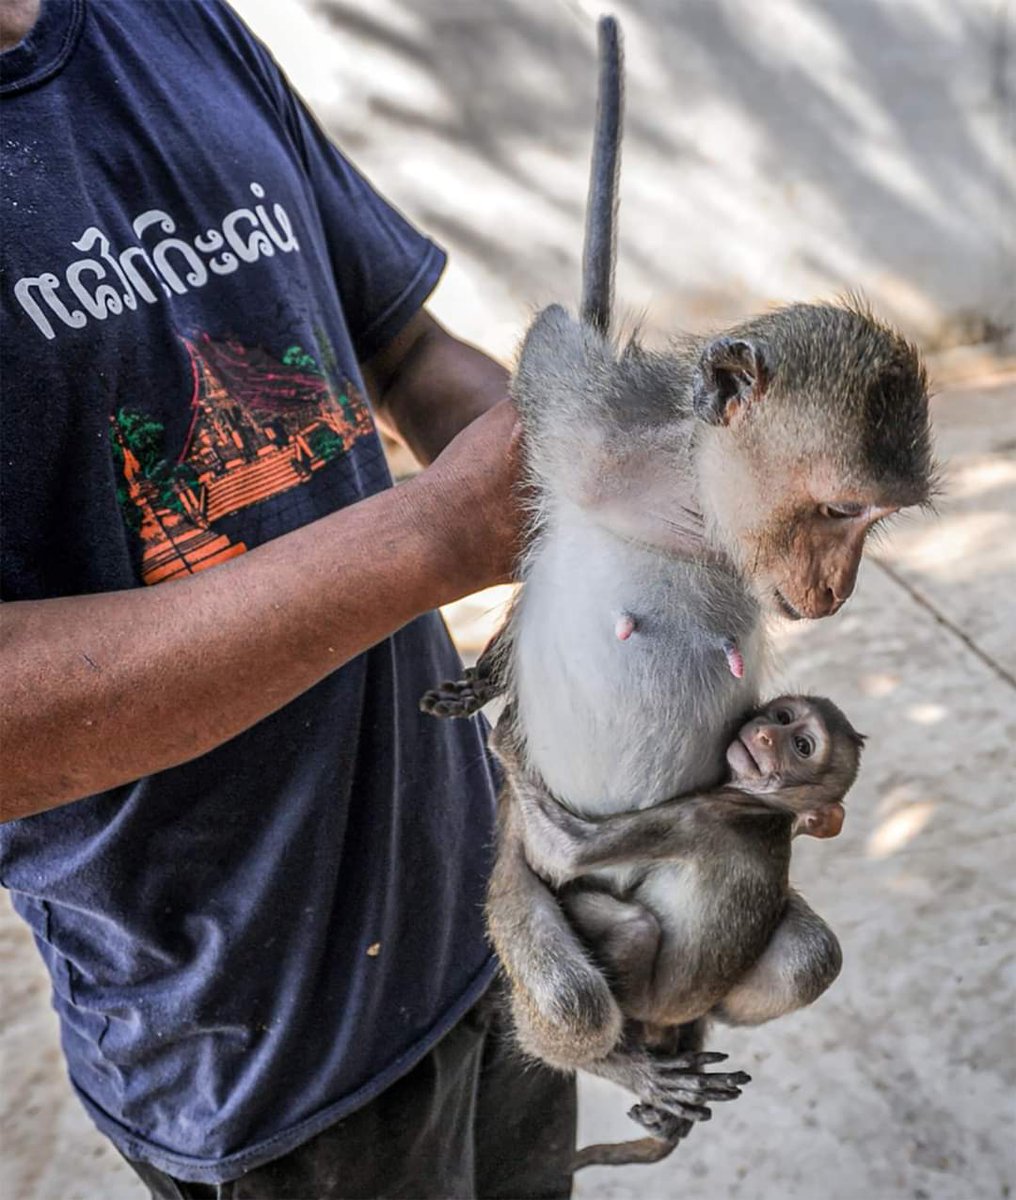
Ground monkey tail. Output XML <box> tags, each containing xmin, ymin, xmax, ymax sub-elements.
<box><xmin>580</xmin><ymin>15</ymin><xmax>624</xmax><ymax>337</ymax></box>
<box><xmin>573</xmin><ymin>1134</ymin><xmax>682</xmax><ymax>1171</ymax></box>
<box><xmin>573</xmin><ymin>1102</ymin><xmax>693</xmax><ymax>1170</ymax></box>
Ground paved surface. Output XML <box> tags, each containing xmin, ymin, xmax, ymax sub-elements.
<box><xmin>3</xmin><ymin>2</ymin><xmax>1015</xmax><ymax>1197</ymax></box>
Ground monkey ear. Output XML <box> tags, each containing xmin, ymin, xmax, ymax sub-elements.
<box><xmin>691</xmin><ymin>337</ymin><xmax>770</xmax><ymax>426</ymax></box>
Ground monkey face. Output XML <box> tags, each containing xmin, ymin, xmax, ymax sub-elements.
<box><xmin>725</xmin><ymin>699</ymin><xmax>843</xmax><ymax>838</ymax></box>
<box><xmin>748</xmin><ymin>495</ymin><xmax>899</xmax><ymax>622</ymax></box>
<box><xmin>726</xmin><ymin>697</ymin><xmax>831</xmax><ymax>783</ymax></box>
<box><xmin>699</xmin><ymin>440</ymin><xmax>902</xmax><ymax>620</ymax></box>
<box><xmin>691</xmin><ymin>304</ymin><xmax>934</xmax><ymax>621</ymax></box>
<box><xmin>726</xmin><ymin>694</ymin><xmax>864</xmax><ymax>837</ymax></box>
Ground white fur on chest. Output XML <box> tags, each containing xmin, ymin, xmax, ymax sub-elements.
<box><xmin>514</xmin><ymin>503</ymin><xmax>764</xmax><ymax>817</ymax></box>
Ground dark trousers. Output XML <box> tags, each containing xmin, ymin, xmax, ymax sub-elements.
<box><xmin>124</xmin><ymin>982</ymin><xmax>576</xmax><ymax>1200</ymax></box>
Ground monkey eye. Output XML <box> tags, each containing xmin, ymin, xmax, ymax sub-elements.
<box><xmin>793</xmin><ymin>735</ymin><xmax>814</xmax><ymax>758</ymax></box>
<box><xmin>819</xmin><ymin>502</ymin><xmax>864</xmax><ymax>520</ymax></box>
<box><xmin>775</xmin><ymin>709</ymin><xmax>793</xmax><ymax>725</ymax></box>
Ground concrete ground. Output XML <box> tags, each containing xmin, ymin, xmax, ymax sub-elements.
<box><xmin>2</xmin><ymin>373</ymin><xmax>1014</xmax><ymax>1200</ymax></box>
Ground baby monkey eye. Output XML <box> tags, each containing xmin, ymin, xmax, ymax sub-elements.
<box><xmin>775</xmin><ymin>709</ymin><xmax>793</xmax><ymax>725</ymax></box>
<box><xmin>793</xmin><ymin>735</ymin><xmax>814</xmax><ymax>758</ymax></box>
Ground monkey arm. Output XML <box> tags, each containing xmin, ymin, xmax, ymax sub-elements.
<box><xmin>486</xmin><ymin>790</ymin><xmax>625</xmax><ymax>1068</ymax></box>
<box><xmin>513</xmin><ymin>777</ymin><xmax>746</xmax><ymax>884</ymax></box>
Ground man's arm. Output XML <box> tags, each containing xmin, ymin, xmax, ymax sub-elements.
<box><xmin>0</xmin><ymin>319</ymin><xmax>519</xmax><ymax>822</ymax></box>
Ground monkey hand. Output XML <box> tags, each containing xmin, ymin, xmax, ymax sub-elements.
<box><xmin>513</xmin><ymin>779</ymin><xmax>597</xmax><ymax>885</ymax></box>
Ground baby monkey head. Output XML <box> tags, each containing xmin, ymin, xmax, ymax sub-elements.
<box><xmin>725</xmin><ymin>694</ymin><xmax>866</xmax><ymax>838</ymax></box>
<box><xmin>692</xmin><ymin>301</ymin><xmax>936</xmax><ymax>622</ymax></box>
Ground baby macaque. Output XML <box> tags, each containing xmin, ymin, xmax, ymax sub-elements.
<box><xmin>489</xmin><ymin>694</ymin><xmax>863</xmax><ymax>1165</ymax></box>
<box><xmin>506</xmin><ymin>694</ymin><xmax>861</xmax><ymax>1019</ymax></box>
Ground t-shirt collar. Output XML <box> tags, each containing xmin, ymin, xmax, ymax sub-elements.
<box><xmin>0</xmin><ymin>0</ymin><xmax>85</xmax><ymax>97</ymax></box>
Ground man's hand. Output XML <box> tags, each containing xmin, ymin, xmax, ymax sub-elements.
<box><xmin>0</xmin><ymin>313</ymin><xmax>523</xmax><ymax>820</ymax></box>
<box><xmin>366</xmin><ymin>308</ymin><xmax>526</xmax><ymax>594</ymax></box>
<box><xmin>406</xmin><ymin>399</ymin><xmax>525</xmax><ymax>597</ymax></box>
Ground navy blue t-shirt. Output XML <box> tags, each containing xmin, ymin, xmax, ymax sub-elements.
<box><xmin>0</xmin><ymin>0</ymin><xmax>497</xmax><ymax>1183</ymax></box>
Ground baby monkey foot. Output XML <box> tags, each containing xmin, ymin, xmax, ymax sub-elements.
<box><xmin>419</xmin><ymin>668</ymin><xmax>499</xmax><ymax>718</ymax></box>
<box><xmin>628</xmin><ymin>1103</ymin><xmax>694</xmax><ymax>1143</ymax></box>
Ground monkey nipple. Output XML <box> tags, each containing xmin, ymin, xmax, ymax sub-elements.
<box><xmin>615</xmin><ymin>613</ymin><xmax>637</xmax><ymax>641</ymax></box>
<box><xmin>722</xmin><ymin>637</ymin><xmax>745</xmax><ymax>679</ymax></box>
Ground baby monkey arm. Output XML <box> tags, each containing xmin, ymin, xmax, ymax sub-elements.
<box><xmin>512</xmin><ymin>773</ymin><xmax>754</xmax><ymax>886</ymax></box>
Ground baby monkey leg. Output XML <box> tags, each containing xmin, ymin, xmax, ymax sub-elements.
<box><xmin>561</xmin><ymin>889</ymin><xmax>660</xmax><ymax>1010</ymax></box>
<box><xmin>712</xmin><ymin>891</ymin><xmax>842</xmax><ymax>1026</ymax></box>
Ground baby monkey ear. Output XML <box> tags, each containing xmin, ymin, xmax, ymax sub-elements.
<box><xmin>691</xmin><ymin>337</ymin><xmax>769</xmax><ymax>426</ymax></box>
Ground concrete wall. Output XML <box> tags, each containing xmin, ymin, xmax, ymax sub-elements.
<box><xmin>231</xmin><ymin>0</ymin><xmax>1015</xmax><ymax>360</ymax></box>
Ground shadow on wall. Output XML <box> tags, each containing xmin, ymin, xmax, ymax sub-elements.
<box><xmin>310</xmin><ymin>0</ymin><xmax>1014</xmax><ymax>347</ymax></box>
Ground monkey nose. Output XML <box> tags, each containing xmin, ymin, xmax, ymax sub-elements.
<box><xmin>811</xmin><ymin>588</ymin><xmax>845</xmax><ymax>618</ymax></box>
<box><xmin>756</xmin><ymin>730</ymin><xmax>772</xmax><ymax>747</ymax></box>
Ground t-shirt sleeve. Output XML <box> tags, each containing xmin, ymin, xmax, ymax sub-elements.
<box><xmin>213</xmin><ymin>3</ymin><xmax>447</xmax><ymax>362</ymax></box>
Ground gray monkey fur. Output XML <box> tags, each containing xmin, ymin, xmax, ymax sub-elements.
<box><xmin>421</xmin><ymin>10</ymin><xmax>933</xmax><ymax>1171</ymax></box>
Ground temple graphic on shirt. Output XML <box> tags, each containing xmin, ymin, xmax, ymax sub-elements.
<box><xmin>111</xmin><ymin>333</ymin><xmax>374</xmax><ymax>585</ymax></box>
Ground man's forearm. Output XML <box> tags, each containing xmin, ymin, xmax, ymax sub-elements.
<box><xmin>0</xmin><ymin>399</ymin><xmax>520</xmax><ymax>821</ymax></box>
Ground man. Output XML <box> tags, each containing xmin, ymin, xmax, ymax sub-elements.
<box><xmin>0</xmin><ymin>0</ymin><xmax>575</xmax><ymax>1195</ymax></box>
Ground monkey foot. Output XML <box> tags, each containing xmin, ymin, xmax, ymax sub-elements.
<box><xmin>628</xmin><ymin>1103</ymin><xmax>694</xmax><ymax>1143</ymax></box>
<box><xmin>626</xmin><ymin>1049</ymin><xmax>751</xmax><ymax>1122</ymax></box>
<box><xmin>419</xmin><ymin>669</ymin><xmax>499</xmax><ymax>718</ymax></box>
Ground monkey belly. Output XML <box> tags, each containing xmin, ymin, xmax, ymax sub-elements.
<box><xmin>515</xmin><ymin>507</ymin><xmax>763</xmax><ymax>816</ymax></box>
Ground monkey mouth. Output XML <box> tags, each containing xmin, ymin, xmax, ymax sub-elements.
<box><xmin>774</xmin><ymin>590</ymin><xmax>803</xmax><ymax>621</ymax></box>
<box><xmin>730</xmin><ymin>735</ymin><xmax>762</xmax><ymax>774</ymax></box>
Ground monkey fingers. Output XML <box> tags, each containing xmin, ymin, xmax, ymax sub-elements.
<box><xmin>418</xmin><ymin>668</ymin><xmax>500</xmax><ymax>718</ymax></box>
<box><xmin>657</xmin><ymin>1049</ymin><xmax>731</xmax><ymax>1070</ymax></box>
<box><xmin>642</xmin><ymin>1056</ymin><xmax>749</xmax><ymax>1115</ymax></box>
<box><xmin>649</xmin><ymin>1095</ymin><xmax>711</xmax><ymax>1123</ymax></box>
<box><xmin>650</xmin><ymin>1049</ymin><xmax>751</xmax><ymax>1080</ymax></box>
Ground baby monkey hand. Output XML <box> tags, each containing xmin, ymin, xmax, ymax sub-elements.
<box><xmin>512</xmin><ymin>776</ymin><xmax>599</xmax><ymax>885</ymax></box>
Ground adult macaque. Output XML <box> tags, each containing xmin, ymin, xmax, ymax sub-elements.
<box><xmin>423</xmin><ymin>11</ymin><xmax>934</xmax><ymax>1167</ymax></box>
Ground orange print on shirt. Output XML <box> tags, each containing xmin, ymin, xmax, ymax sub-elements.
<box><xmin>112</xmin><ymin>334</ymin><xmax>374</xmax><ymax>585</ymax></box>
